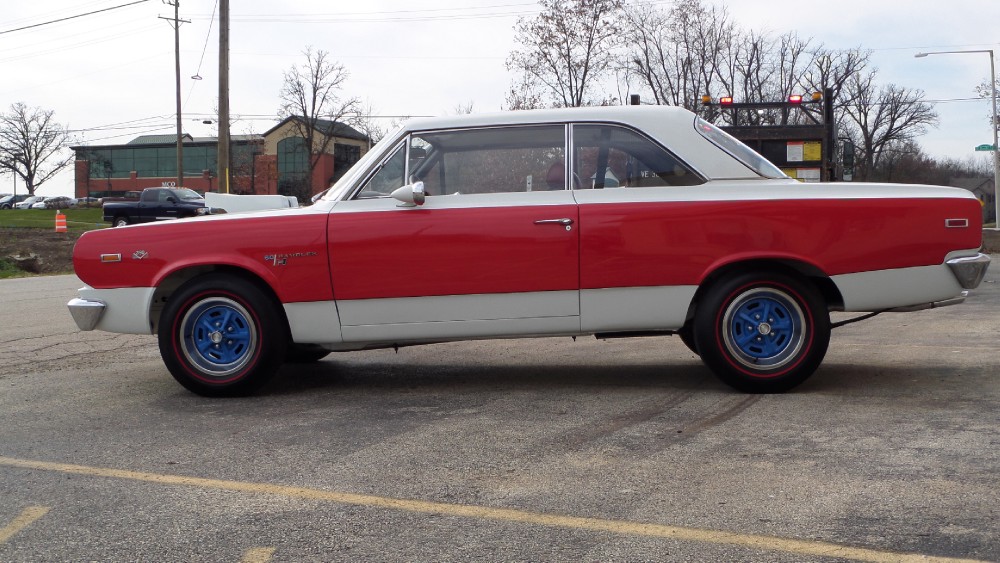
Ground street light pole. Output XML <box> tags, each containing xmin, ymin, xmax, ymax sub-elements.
<box><xmin>160</xmin><ymin>1</ymin><xmax>189</xmax><ymax>190</ymax></box>
<box><xmin>916</xmin><ymin>49</ymin><xmax>1000</xmax><ymax>229</ymax></box>
<box><xmin>8</xmin><ymin>151</ymin><xmax>23</xmax><ymax>200</ymax></box>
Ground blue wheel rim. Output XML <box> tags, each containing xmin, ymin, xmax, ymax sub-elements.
<box><xmin>179</xmin><ymin>297</ymin><xmax>257</xmax><ymax>378</ymax></box>
<box><xmin>722</xmin><ymin>287</ymin><xmax>806</xmax><ymax>372</ymax></box>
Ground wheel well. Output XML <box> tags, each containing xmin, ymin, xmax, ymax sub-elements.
<box><xmin>149</xmin><ymin>266</ymin><xmax>287</xmax><ymax>334</ymax></box>
<box><xmin>684</xmin><ymin>259</ymin><xmax>844</xmax><ymax>324</ymax></box>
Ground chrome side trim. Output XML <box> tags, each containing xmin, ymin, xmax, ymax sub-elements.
<box><xmin>67</xmin><ymin>298</ymin><xmax>106</xmax><ymax>331</ymax></box>
<box><xmin>946</xmin><ymin>253</ymin><xmax>991</xmax><ymax>289</ymax></box>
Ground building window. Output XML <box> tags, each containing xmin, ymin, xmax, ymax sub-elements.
<box><xmin>332</xmin><ymin>143</ymin><xmax>362</xmax><ymax>183</ymax></box>
<box><xmin>277</xmin><ymin>136</ymin><xmax>309</xmax><ymax>185</ymax></box>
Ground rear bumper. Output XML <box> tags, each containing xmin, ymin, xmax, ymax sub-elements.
<box><xmin>946</xmin><ymin>253</ymin><xmax>991</xmax><ymax>289</ymax></box>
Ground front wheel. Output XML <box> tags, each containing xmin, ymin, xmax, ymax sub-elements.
<box><xmin>693</xmin><ymin>272</ymin><xmax>830</xmax><ymax>393</ymax></box>
<box><xmin>158</xmin><ymin>274</ymin><xmax>287</xmax><ymax>396</ymax></box>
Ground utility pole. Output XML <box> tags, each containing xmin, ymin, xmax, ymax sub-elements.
<box><xmin>217</xmin><ymin>0</ymin><xmax>230</xmax><ymax>193</ymax></box>
<box><xmin>160</xmin><ymin>1</ymin><xmax>189</xmax><ymax>189</ymax></box>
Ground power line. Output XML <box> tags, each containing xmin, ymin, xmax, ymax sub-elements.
<box><xmin>0</xmin><ymin>0</ymin><xmax>152</xmax><ymax>35</ymax></box>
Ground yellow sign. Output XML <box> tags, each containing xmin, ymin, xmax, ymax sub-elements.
<box><xmin>803</xmin><ymin>141</ymin><xmax>822</xmax><ymax>161</ymax></box>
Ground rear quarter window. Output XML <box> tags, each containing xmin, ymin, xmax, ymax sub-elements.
<box><xmin>695</xmin><ymin>118</ymin><xmax>788</xmax><ymax>179</ymax></box>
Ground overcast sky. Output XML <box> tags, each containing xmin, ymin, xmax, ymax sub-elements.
<box><xmin>3</xmin><ymin>0</ymin><xmax>1000</xmax><ymax>196</ymax></box>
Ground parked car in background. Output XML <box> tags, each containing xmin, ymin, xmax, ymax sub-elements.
<box><xmin>29</xmin><ymin>197</ymin><xmax>51</xmax><ymax>209</ymax></box>
<box><xmin>0</xmin><ymin>194</ymin><xmax>30</xmax><ymax>209</ymax></box>
<box><xmin>15</xmin><ymin>195</ymin><xmax>46</xmax><ymax>209</ymax></box>
<box><xmin>68</xmin><ymin>106</ymin><xmax>990</xmax><ymax>397</ymax></box>
<box><xmin>74</xmin><ymin>197</ymin><xmax>101</xmax><ymax>208</ymax></box>
<box><xmin>43</xmin><ymin>196</ymin><xmax>75</xmax><ymax>209</ymax></box>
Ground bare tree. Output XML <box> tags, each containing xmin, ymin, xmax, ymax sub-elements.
<box><xmin>0</xmin><ymin>102</ymin><xmax>73</xmax><ymax>195</ymax></box>
<box><xmin>504</xmin><ymin>70</ymin><xmax>547</xmax><ymax>110</ymax></box>
<box><xmin>622</xmin><ymin>0</ymin><xmax>733</xmax><ymax>111</ymax></box>
<box><xmin>278</xmin><ymin>47</ymin><xmax>360</xmax><ymax>199</ymax></box>
<box><xmin>353</xmin><ymin>99</ymin><xmax>390</xmax><ymax>150</ymax></box>
<box><xmin>841</xmin><ymin>72</ymin><xmax>938</xmax><ymax>180</ymax></box>
<box><xmin>452</xmin><ymin>101</ymin><xmax>476</xmax><ymax>115</ymax></box>
<box><xmin>801</xmin><ymin>47</ymin><xmax>871</xmax><ymax>106</ymax></box>
<box><xmin>506</xmin><ymin>0</ymin><xmax>624</xmax><ymax>108</ymax></box>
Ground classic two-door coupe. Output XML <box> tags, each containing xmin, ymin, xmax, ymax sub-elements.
<box><xmin>68</xmin><ymin>106</ymin><xmax>990</xmax><ymax>396</ymax></box>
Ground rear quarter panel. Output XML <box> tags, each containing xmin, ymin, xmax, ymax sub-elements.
<box><xmin>575</xmin><ymin>183</ymin><xmax>983</xmax><ymax>289</ymax></box>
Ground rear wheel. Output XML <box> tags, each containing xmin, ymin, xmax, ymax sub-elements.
<box><xmin>693</xmin><ymin>271</ymin><xmax>829</xmax><ymax>393</ymax></box>
<box><xmin>113</xmin><ymin>216</ymin><xmax>128</xmax><ymax>227</ymax></box>
<box><xmin>158</xmin><ymin>274</ymin><xmax>287</xmax><ymax>396</ymax></box>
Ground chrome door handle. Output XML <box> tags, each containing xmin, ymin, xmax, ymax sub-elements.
<box><xmin>534</xmin><ymin>218</ymin><xmax>574</xmax><ymax>231</ymax></box>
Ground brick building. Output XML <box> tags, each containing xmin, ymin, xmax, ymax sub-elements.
<box><xmin>72</xmin><ymin>117</ymin><xmax>369</xmax><ymax>202</ymax></box>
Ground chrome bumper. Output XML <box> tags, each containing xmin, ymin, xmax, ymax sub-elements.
<box><xmin>946</xmin><ymin>253</ymin><xmax>991</xmax><ymax>289</ymax></box>
<box><xmin>67</xmin><ymin>298</ymin><xmax>106</xmax><ymax>331</ymax></box>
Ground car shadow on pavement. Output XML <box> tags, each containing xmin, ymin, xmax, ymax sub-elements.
<box><xmin>256</xmin><ymin>355</ymin><xmax>980</xmax><ymax>399</ymax></box>
<box><xmin>262</xmin><ymin>359</ymin><xmax>717</xmax><ymax>397</ymax></box>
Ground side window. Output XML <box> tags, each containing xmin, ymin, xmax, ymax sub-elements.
<box><xmin>573</xmin><ymin>124</ymin><xmax>703</xmax><ymax>188</ymax></box>
<box><xmin>356</xmin><ymin>142</ymin><xmax>406</xmax><ymax>198</ymax></box>
<box><xmin>410</xmin><ymin>125</ymin><xmax>565</xmax><ymax>196</ymax></box>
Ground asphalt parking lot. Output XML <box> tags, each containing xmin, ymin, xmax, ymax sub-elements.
<box><xmin>1</xmin><ymin>266</ymin><xmax>998</xmax><ymax>562</ymax></box>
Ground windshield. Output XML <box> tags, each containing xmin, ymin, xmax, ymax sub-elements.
<box><xmin>694</xmin><ymin>118</ymin><xmax>788</xmax><ymax>179</ymax></box>
<box><xmin>175</xmin><ymin>188</ymin><xmax>203</xmax><ymax>200</ymax></box>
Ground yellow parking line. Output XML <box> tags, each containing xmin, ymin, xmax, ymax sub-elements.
<box><xmin>241</xmin><ymin>547</ymin><xmax>275</xmax><ymax>562</ymax></box>
<box><xmin>0</xmin><ymin>506</ymin><xmax>50</xmax><ymax>544</ymax></box>
<box><xmin>0</xmin><ymin>456</ymin><xmax>986</xmax><ymax>563</ymax></box>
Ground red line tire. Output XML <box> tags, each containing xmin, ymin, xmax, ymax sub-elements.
<box><xmin>157</xmin><ymin>274</ymin><xmax>287</xmax><ymax>397</ymax></box>
<box><xmin>693</xmin><ymin>271</ymin><xmax>830</xmax><ymax>393</ymax></box>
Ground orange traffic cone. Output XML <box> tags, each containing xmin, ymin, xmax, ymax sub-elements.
<box><xmin>55</xmin><ymin>211</ymin><xmax>67</xmax><ymax>233</ymax></box>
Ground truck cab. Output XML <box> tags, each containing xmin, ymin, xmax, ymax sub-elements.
<box><xmin>103</xmin><ymin>187</ymin><xmax>206</xmax><ymax>227</ymax></box>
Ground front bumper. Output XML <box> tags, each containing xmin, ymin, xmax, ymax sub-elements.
<box><xmin>946</xmin><ymin>253</ymin><xmax>991</xmax><ymax>289</ymax></box>
<box><xmin>66</xmin><ymin>286</ymin><xmax>156</xmax><ymax>334</ymax></box>
<box><xmin>68</xmin><ymin>297</ymin><xmax>105</xmax><ymax>331</ymax></box>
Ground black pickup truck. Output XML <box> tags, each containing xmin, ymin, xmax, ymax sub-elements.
<box><xmin>103</xmin><ymin>188</ymin><xmax>207</xmax><ymax>227</ymax></box>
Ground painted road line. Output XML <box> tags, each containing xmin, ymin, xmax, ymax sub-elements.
<box><xmin>241</xmin><ymin>547</ymin><xmax>276</xmax><ymax>562</ymax></box>
<box><xmin>0</xmin><ymin>506</ymin><xmax>50</xmax><ymax>544</ymax></box>
<box><xmin>0</xmin><ymin>456</ymin><xmax>987</xmax><ymax>563</ymax></box>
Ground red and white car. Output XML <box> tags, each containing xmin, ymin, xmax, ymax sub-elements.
<box><xmin>68</xmin><ymin>106</ymin><xmax>991</xmax><ymax>396</ymax></box>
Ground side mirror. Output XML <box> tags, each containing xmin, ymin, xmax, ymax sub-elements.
<box><xmin>166</xmin><ymin>196</ymin><xmax>177</xmax><ymax>204</ymax></box>
<box><xmin>390</xmin><ymin>181</ymin><xmax>426</xmax><ymax>207</ymax></box>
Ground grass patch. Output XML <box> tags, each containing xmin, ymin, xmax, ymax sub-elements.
<box><xmin>0</xmin><ymin>208</ymin><xmax>106</xmax><ymax>231</ymax></box>
<box><xmin>0</xmin><ymin>257</ymin><xmax>25</xmax><ymax>279</ymax></box>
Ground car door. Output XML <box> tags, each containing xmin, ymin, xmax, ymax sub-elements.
<box><xmin>328</xmin><ymin>124</ymin><xmax>580</xmax><ymax>343</ymax></box>
<box><xmin>570</xmin><ymin>123</ymin><xmax>708</xmax><ymax>333</ymax></box>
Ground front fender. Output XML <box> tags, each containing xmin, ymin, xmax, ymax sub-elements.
<box><xmin>72</xmin><ymin>211</ymin><xmax>333</xmax><ymax>304</ymax></box>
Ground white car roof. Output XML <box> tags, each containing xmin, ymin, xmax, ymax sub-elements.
<box><xmin>400</xmin><ymin>106</ymin><xmax>759</xmax><ymax>180</ymax></box>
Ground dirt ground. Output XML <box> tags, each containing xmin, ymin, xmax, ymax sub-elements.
<box><xmin>0</xmin><ymin>228</ymin><xmax>82</xmax><ymax>275</ymax></box>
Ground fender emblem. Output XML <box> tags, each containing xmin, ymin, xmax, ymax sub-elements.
<box><xmin>264</xmin><ymin>251</ymin><xmax>317</xmax><ymax>266</ymax></box>
<box><xmin>132</xmin><ymin>250</ymin><xmax>149</xmax><ymax>260</ymax></box>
